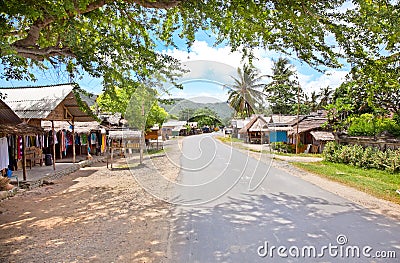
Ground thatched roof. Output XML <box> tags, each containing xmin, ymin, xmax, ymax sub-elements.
<box><xmin>270</xmin><ymin>115</ymin><xmax>298</xmax><ymax>125</ymax></box>
<box><xmin>289</xmin><ymin>117</ymin><xmax>327</xmax><ymax>135</ymax></box>
<box><xmin>310</xmin><ymin>131</ymin><xmax>335</xmax><ymax>141</ymax></box>
<box><xmin>0</xmin><ymin>122</ymin><xmax>44</xmax><ymax>135</ymax></box>
<box><xmin>0</xmin><ymin>98</ymin><xmax>21</xmax><ymax>125</ymax></box>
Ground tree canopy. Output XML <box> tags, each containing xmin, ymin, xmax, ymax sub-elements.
<box><xmin>1</xmin><ymin>0</ymin><xmax>398</xmax><ymax>93</ymax></box>
<box><xmin>264</xmin><ymin>58</ymin><xmax>309</xmax><ymax>115</ymax></box>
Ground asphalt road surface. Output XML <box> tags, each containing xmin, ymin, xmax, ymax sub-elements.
<box><xmin>168</xmin><ymin>133</ymin><xmax>400</xmax><ymax>262</ymax></box>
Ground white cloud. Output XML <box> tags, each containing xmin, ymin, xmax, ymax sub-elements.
<box><xmin>300</xmin><ymin>70</ymin><xmax>348</xmax><ymax>95</ymax></box>
<box><xmin>162</xmin><ymin>40</ymin><xmax>349</xmax><ymax>98</ymax></box>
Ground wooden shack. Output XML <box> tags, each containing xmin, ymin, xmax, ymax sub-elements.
<box><xmin>0</xmin><ymin>84</ymin><xmax>97</xmax><ymax>166</ymax></box>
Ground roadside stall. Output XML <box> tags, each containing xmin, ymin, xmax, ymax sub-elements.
<box><xmin>0</xmin><ymin>99</ymin><xmax>44</xmax><ymax>182</ymax></box>
<box><xmin>107</xmin><ymin>130</ymin><xmax>142</xmax><ymax>168</ymax></box>
<box><xmin>1</xmin><ymin>84</ymin><xmax>98</xmax><ymax>169</ymax></box>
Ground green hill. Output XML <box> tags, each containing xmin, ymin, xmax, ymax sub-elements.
<box><xmin>160</xmin><ymin>98</ymin><xmax>234</xmax><ymax>121</ymax></box>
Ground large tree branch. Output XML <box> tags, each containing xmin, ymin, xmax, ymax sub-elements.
<box><xmin>13</xmin><ymin>0</ymin><xmax>109</xmax><ymax>48</ymax></box>
<box><xmin>12</xmin><ymin>0</ymin><xmax>183</xmax><ymax>57</ymax></box>
<box><xmin>14</xmin><ymin>46</ymin><xmax>75</xmax><ymax>61</ymax></box>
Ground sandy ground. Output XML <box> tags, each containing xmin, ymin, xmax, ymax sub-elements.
<box><xmin>1</xmin><ymin>136</ymin><xmax>399</xmax><ymax>262</ymax></box>
<box><xmin>0</xmin><ymin>141</ymin><xmax>180</xmax><ymax>263</ymax></box>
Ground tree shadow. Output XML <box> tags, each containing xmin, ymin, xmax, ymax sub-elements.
<box><xmin>169</xmin><ymin>192</ymin><xmax>400</xmax><ymax>262</ymax></box>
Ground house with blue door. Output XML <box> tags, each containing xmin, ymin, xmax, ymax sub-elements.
<box><xmin>268</xmin><ymin>115</ymin><xmax>298</xmax><ymax>143</ymax></box>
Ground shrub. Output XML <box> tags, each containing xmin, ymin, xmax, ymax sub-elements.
<box><xmin>347</xmin><ymin>144</ymin><xmax>364</xmax><ymax>166</ymax></box>
<box><xmin>322</xmin><ymin>142</ymin><xmax>400</xmax><ymax>173</ymax></box>
<box><xmin>359</xmin><ymin>147</ymin><xmax>379</xmax><ymax>168</ymax></box>
<box><xmin>322</xmin><ymin>141</ymin><xmax>340</xmax><ymax>162</ymax></box>
<box><xmin>271</xmin><ymin>142</ymin><xmax>294</xmax><ymax>153</ymax></box>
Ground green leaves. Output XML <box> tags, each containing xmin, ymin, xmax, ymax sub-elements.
<box><xmin>226</xmin><ymin>64</ymin><xmax>266</xmax><ymax>117</ymax></box>
<box><xmin>0</xmin><ymin>0</ymin><xmax>399</xmax><ymax>97</ymax></box>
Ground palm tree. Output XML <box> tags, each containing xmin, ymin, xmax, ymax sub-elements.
<box><xmin>318</xmin><ymin>86</ymin><xmax>333</xmax><ymax>108</ymax></box>
<box><xmin>225</xmin><ymin>64</ymin><xmax>266</xmax><ymax>118</ymax></box>
<box><xmin>264</xmin><ymin>57</ymin><xmax>299</xmax><ymax>115</ymax></box>
<box><xmin>309</xmin><ymin>91</ymin><xmax>320</xmax><ymax>112</ymax></box>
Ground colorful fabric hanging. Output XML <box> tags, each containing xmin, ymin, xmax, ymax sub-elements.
<box><xmin>101</xmin><ymin>134</ymin><xmax>106</xmax><ymax>153</ymax></box>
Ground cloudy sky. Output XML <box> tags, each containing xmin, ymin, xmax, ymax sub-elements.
<box><xmin>0</xmin><ymin>26</ymin><xmax>350</xmax><ymax>102</ymax></box>
<box><xmin>159</xmin><ymin>40</ymin><xmax>349</xmax><ymax>102</ymax></box>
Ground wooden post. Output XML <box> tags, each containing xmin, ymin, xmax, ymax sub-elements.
<box><xmin>140</xmin><ymin>131</ymin><xmax>144</xmax><ymax>164</ymax></box>
<box><xmin>22</xmin><ymin>136</ymin><xmax>27</xmax><ymax>181</ymax></box>
<box><xmin>72</xmin><ymin>118</ymin><xmax>75</xmax><ymax>164</ymax></box>
<box><xmin>59</xmin><ymin>132</ymin><xmax>63</xmax><ymax>160</ymax></box>
<box><xmin>52</xmin><ymin>121</ymin><xmax>56</xmax><ymax>170</ymax></box>
<box><xmin>110</xmin><ymin>141</ymin><xmax>114</xmax><ymax>169</ymax></box>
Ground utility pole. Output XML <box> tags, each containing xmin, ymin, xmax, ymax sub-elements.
<box><xmin>295</xmin><ymin>81</ymin><xmax>300</xmax><ymax>154</ymax></box>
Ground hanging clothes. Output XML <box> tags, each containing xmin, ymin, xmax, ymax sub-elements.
<box><xmin>75</xmin><ymin>133</ymin><xmax>80</xmax><ymax>145</ymax></box>
<box><xmin>17</xmin><ymin>136</ymin><xmax>22</xmax><ymax>160</ymax></box>
<box><xmin>101</xmin><ymin>134</ymin><xmax>106</xmax><ymax>153</ymax></box>
<box><xmin>0</xmin><ymin>137</ymin><xmax>9</xmax><ymax>170</ymax></box>
<box><xmin>91</xmin><ymin>133</ymin><xmax>97</xmax><ymax>144</ymax></box>
<box><xmin>81</xmin><ymin>134</ymin><xmax>88</xmax><ymax>145</ymax></box>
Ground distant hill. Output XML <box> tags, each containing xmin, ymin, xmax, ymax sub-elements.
<box><xmin>160</xmin><ymin>98</ymin><xmax>234</xmax><ymax>121</ymax></box>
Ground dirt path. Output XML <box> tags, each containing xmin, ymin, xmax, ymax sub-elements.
<box><xmin>0</xmin><ymin>141</ymin><xmax>181</xmax><ymax>263</ymax></box>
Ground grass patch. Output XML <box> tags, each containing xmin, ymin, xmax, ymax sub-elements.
<box><xmin>274</xmin><ymin>152</ymin><xmax>323</xmax><ymax>158</ymax></box>
<box><xmin>145</xmin><ymin>148</ymin><xmax>164</xmax><ymax>155</ymax></box>
<box><xmin>293</xmin><ymin>161</ymin><xmax>400</xmax><ymax>205</ymax></box>
<box><xmin>216</xmin><ymin>136</ymin><xmax>244</xmax><ymax>143</ymax></box>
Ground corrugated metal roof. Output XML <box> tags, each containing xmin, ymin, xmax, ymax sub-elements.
<box><xmin>41</xmin><ymin>121</ymin><xmax>102</xmax><ymax>133</ymax></box>
<box><xmin>0</xmin><ymin>84</ymin><xmax>96</xmax><ymax>122</ymax></box>
<box><xmin>162</xmin><ymin>121</ymin><xmax>187</xmax><ymax>127</ymax></box>
<box><xmin>0</xmin><ymin>98</ymin><xmax>22</xmax><ymax>125</ymax></box>
<box><xmin>1</xmin><ymin>84</ymin><xmax>73</xmax><ymax>119</ymax></box>
<box><xmin>270</xmin><ymin>115</ymin><xmax>298</xmax><ymax>124</ymax></box>
<box><xmin>109</xmin><ymin>130</ymin><xmax>141</xmax><ymax>139</ymax></box>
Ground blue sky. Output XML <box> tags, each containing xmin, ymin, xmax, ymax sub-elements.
<box><xmin>0</xmin><ymin>27</ymin><xmax>350</xmax><ymax>102</ymax></box>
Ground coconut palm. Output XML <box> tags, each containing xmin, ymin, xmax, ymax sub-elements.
<box><xmin>318</xmin><ymin>86</ymin><xmax>333</xmax><ymax>108</ymax></box>
<box><xmin>309</xmin><ymin>91</ymin><xmax>320</xmax><ymax>112</ymax></box>
<box><xmin>225</xmin><ymin>64</ymin><xmax>266</xmax><ymax>118</ymax></box>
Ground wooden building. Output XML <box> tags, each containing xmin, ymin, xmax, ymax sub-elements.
<box><xmin>239</xmin><ymin>115</ymin><xmax>270</xmax><ymax>144</ymax></box>
<box><xmin>0</xmin><ymin>84</ymin><xmax>97</xmax><ymax>165</ymax></box>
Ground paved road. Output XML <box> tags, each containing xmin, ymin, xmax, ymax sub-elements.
<box><xmin>168</xmin><ymin>133</ymin><xmax>400</xmax><ymax>262</ymax></box>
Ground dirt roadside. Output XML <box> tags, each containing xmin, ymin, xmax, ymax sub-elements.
<box><xmin>0</xmin><ymin>142</ymin><xmax>180</xmax><ymax>262</ymax></box>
